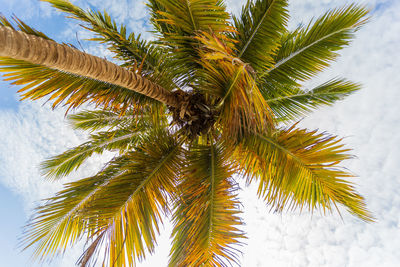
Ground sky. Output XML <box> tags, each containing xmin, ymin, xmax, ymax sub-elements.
<box><xmin>0</xmin><ymin>0</ymin><xmax>399</xmax><ymax>266</ymax></box>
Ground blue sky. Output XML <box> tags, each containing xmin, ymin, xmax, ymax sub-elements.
<box><xmin>0</xmin><ymin>0</ymin><xmax>399</xmax><ymax>266</ymax></box>
<box><xmin>0</xmin><ymin>3</ymin><xmax>74</xmax><ymax>266</ymax></box>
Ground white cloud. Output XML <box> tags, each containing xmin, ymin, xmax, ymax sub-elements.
<box><xmin>0</xmin><ymin>101</ymin><xmax>113</xmax><ymax>208</ymax></box>
<box><xmin>0</xmin><ymin>0</ymin><xmax>399</xmax><ymax>266</ymax></box>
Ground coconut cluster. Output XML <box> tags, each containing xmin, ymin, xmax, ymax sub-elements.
<box><xmin>169</xmin><ymin>91</ymin><xmax>216</xmax><ymax>138</ymax></box>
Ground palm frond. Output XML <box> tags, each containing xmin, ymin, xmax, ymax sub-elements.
<box><xmin>263</xmin><ymin>78</ymin><xmax>361</xmax><ymax>122</ymax></box>
<box><xmin>147</xmin><ymin>0</ymin><xmax>232</xmax><ymax>83</ymax></box>
<box><xmin>236</xmin><ymin>124</ymin><xmax>374</xmax><ymax>222</ymax></box>
<box><xmin>41</xmin><ymin>127</ymin><xmax>144</xmax><ymax>180</ymax></box>
<box><xmin>68</xmin><ymin>106</ymin><xmax>167</xmax><ymax>132</ymax></box>
<box><xmin>42</xmin><ymin>0</ymin><xmax>150</xmax><ymax>67</ymax></box>
<box><xmin>23</xmin><ymin>129</ymin><xmax>184</xmax><ymax>266</ymax></box>
<box><xmin>148</xmin><ymin>0</ymin><xmax>230</xmax><ymax>36</ymax></box>
<box><xmin>68</xmin><ymin>109</ymin><xmax>137</xmax><ymax>132</ymax></box>
<box><xmin>75</xmin><ymin>130</ymin><xmax>184</xmax><ymax>266</ymax></box>
<box><xmin>233</xmin><ymin>0</ymin><xmax>289</xmax><ymax>72</ymax></box>
<box><xmin>262</xmin><ymin>4</ymin><xmax>369</xmax><ymax>83</ymax></box>
<box><xmin>170</xmin><ymin>141</ymin><xmax>244</xmax><ymax>267</ymax></box>
<box><xmin>196</xmin><ymin>32</ymin><xmax>274</xmax><ymax>139</ymax></box>
<box><xmin>22</xmin><ymin>154</ymin><xmax>131</xmax><ymax>261</ymax></box>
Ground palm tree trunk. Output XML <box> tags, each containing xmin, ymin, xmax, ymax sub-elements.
<box><xmin>0</xmin><ymin>26</ymin><xmax>180</xmax><ymax>107</ymax></box>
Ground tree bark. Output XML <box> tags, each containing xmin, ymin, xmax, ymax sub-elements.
<box><xmin>0</xmin><ymin>26</ymin><xmax>180</xmax><ymax>107</ymax></box>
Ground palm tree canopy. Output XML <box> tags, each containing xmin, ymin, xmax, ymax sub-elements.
<box><xmin>0</xmin><ymin>0</ymin><xmax>373</xmax><ymax>266</ymax></box>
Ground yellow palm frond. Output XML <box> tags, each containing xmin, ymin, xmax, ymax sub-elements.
<box><xmin>170</xmin><ymin>140</ymin><xmax>244</xmax><ymax>266</ymax></box>
<box><xmin>235</xmin><ymin>124</ymin><xmax>374</xmax><ymax>222</ymax></box>
<box><xmin>23</xmin><ymin>129</ymin><xmax>184</xmax><ymax>266</ymax></box>
<box><xmin>196</xmin><ymin>32</ymin><xmax>274</xmax><ymax>139</ymax></box>
<box><xmin>22</xmin><ymin>154</ymin><xmax>131</xmax><ymax>262</ymax></box>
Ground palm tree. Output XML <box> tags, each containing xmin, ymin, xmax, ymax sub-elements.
<box><xmin>0</xmin><ymin>0</ymin><xmax>373</xmax><ymax>266</ymax></box>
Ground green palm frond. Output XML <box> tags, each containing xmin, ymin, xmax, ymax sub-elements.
<box><xmin>147</xmin><ymin>0</ymin><xmax>232</xmax><ymax>83</ymax></box>
<box><xmin>233</xmin><ymin>0</ymin><xmax>289</xmax><ymax>72</ymax></box>
<box><xmin>170</xmin><ymin>141</ymin><xmax>244</xmax><ymax>267</ymax></box>
<box><xmin>23</xmin><ymin>129</ymin><xmax>184</xmax><ymax>266</ymax></box>
<box><xmin>68</xmin><ymin>106</ymin><xmax>167</xmax><ymax>132</ymax></box>
<box><xmin>262</xmin><ymin>4</ymin><xmax>369</xmax><ymax>83</ymax></box>
<box><xmin>148</xmin><ymin>0</ymin><xmax>230</xmax><ymax>37</ymax></box>
<box><xmin>236</xmin><ymin>124</ymin><xmax>374</xmax><ymax>222</ymax></box>
<box><xmin>0</xmin><ymin>58</ymin><xmax>156</xmax><ymax>112</ymax></box>
<box><xmin>263</xmin><ymin>78</ymin><xmax>361</xmax><ymax>121</ymax></box>
<box><xmin>68</xmin><ymin>109</ymin><xmax>137</xmax><ymax>132</ymax></box>
<box><xmin>42</xmin><ymin>0</ymin><xmax>150</xmax><ymax>67</ymax></box>
<box><xmin>41</xmin><ymin>127</ymin><xmax>145</xmax><ymax>180</ymax></box>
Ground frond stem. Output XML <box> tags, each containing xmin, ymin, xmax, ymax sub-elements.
<box><xmin>260</xmin><ymin>25</ymin><xmax>360</xmax><ymax>79</ymax></box>
<box><xmin>238</xmin><ymin>0</ymin><xmax>276</xmax><ymax>58</ymax></box>
<box><xmin>112</xmin><ymin>210</ymin><xmax>129</xmax><ymax>267</ymax></box>
<box><xmin>216</xmin><ymin>66</ymin><xmax>244</xmax><ymax>109</ymax></box>
<box><xmin>185</xmin><ymin>0</ymin><xmax>198</xmax><ymax>31</ymax></box>
<box><xmin>48</xmin><ymin>132</ymin><xmax>139</xmax><ymax>171</ymax></box>
<box><xmin>208</xmin><ymin>140</ymin><xmax>216</xmax><ymax>250</ymax></box>
<box><xmin>265</xmin><ymin>90</ymin><xmax>344</xmax><ymax>102</ymax></box>
<box><xmin>121</xmin><ymin>140</ymin><xmax>183</xmax><ymax>213</ymax></box>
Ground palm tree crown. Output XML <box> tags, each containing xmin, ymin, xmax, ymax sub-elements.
<box><xmin>0</xmin><ymin>0</ymin><xmax>373</xmax><ymax>266</ymax></box>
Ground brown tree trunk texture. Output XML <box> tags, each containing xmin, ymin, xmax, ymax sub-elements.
<box><xmin>0</xmin><ymin>26</ymin><xmax>180</xmax><ymax>107</ymax></box>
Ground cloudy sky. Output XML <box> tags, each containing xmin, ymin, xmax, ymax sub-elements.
<box><xmin>0</xmin><ymin>0</ymin><xmax>399</xmax><ymax>266</ymax></box>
